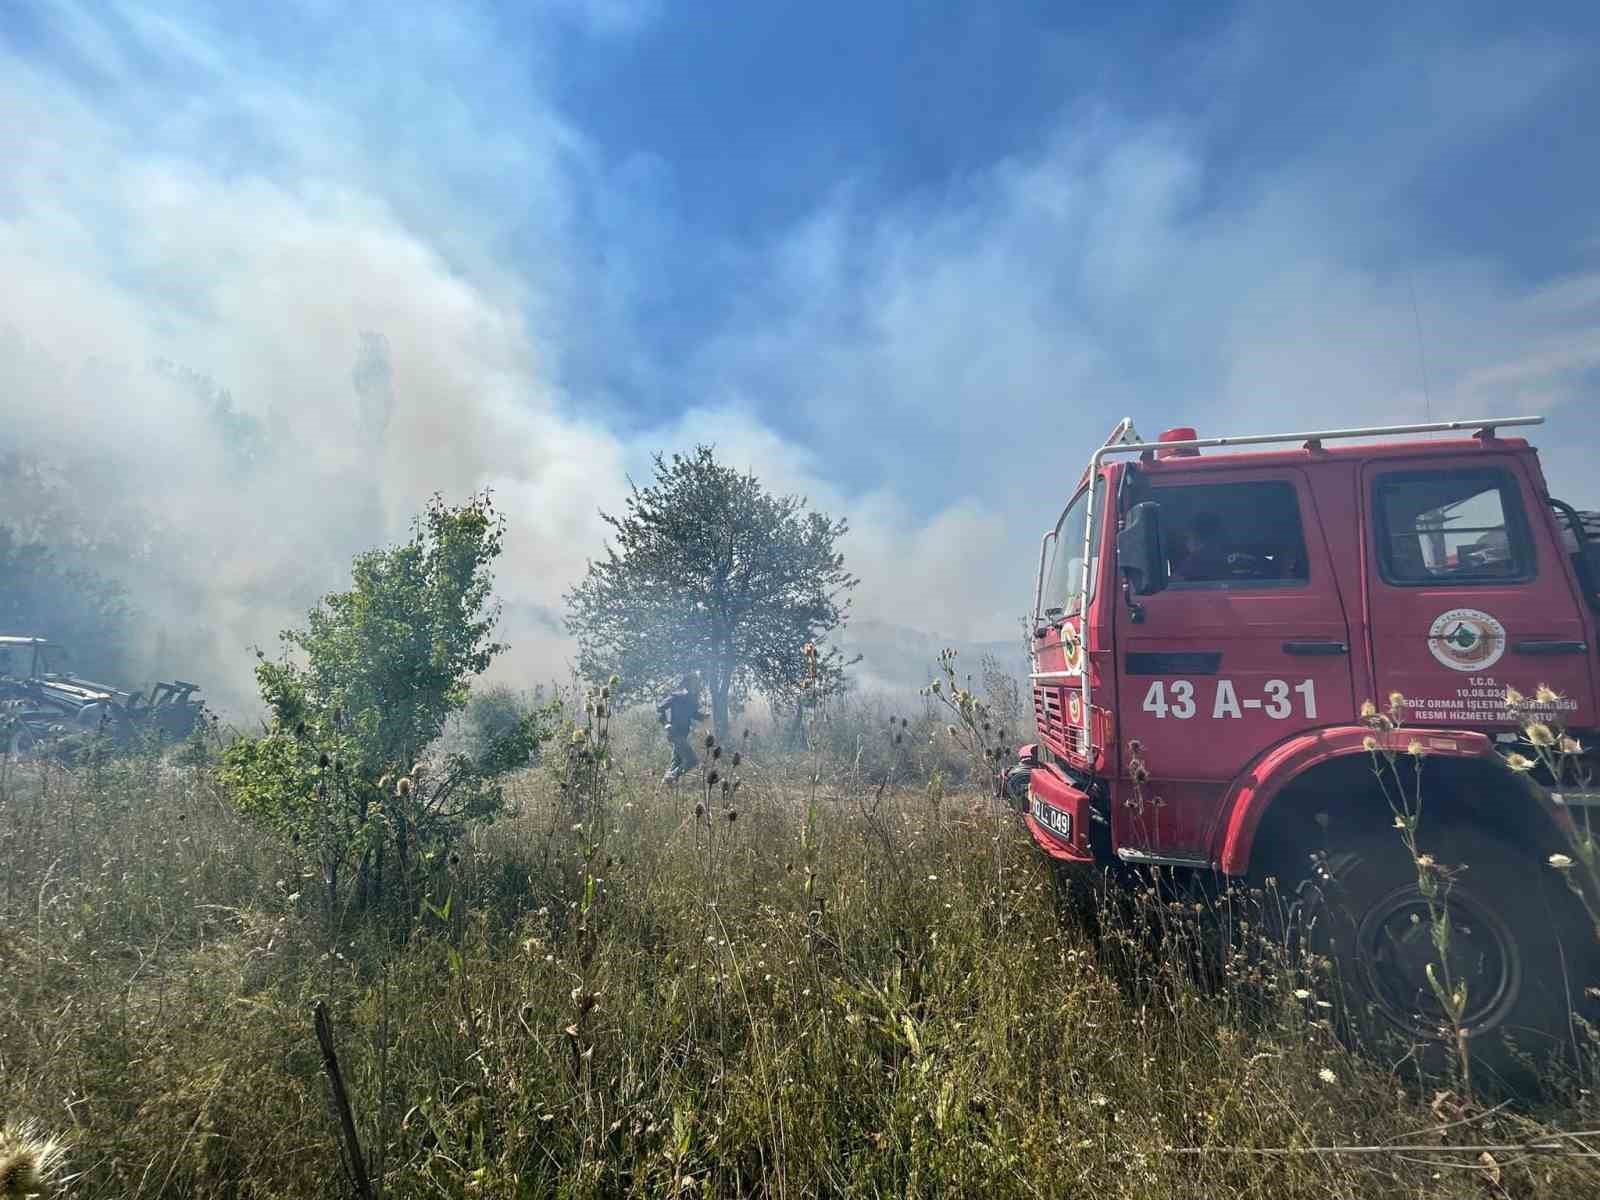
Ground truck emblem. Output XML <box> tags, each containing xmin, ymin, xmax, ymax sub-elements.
<box><xmin>1061</xmin><ymin>624</ymin><xmax>1083</xmax><ymax>672</ymax></box>
<box><xmin>1427</xmin><ymin>608</ymin><xmax>1506</xmax><ymax>671</ymax></box>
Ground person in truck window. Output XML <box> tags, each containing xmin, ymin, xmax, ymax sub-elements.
<box><xmin>1461</xmin><ymin>528</ymin><xmax>1512</xmax><ymax>574</ymax></box>
<box><xmin>1173</xmin><ymin>510</ymin><xmax>1231</xmax><ymax>581</ymax></box>
<box><xmin>656</xmin><ymin>674</ymin><xmax>705</xmax><ymax>784</ymax></box>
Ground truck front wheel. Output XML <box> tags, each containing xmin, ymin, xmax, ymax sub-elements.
<box><xmin>1296</xmin><ymin>826</ymin><xmax>1593</xmax><ymax>1093</ymax></box>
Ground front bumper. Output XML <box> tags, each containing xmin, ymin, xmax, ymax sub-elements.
<box><xmin>1022</xmin><ymin>764</ymin><xmax>1095</xmax><ymax>863</ymax></box>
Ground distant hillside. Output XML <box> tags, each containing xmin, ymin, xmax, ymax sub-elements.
<box><xmin>837</xmin><ymin>618</ymin><xmax>1028</xmax><ymax>695</ymax></box>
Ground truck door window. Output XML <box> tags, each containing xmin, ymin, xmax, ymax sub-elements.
<box><xmin>1374</xmin><ymin>469</ymin><xmax>1533</xmax><ymax>585</ymax></box>
<box><xmin>1149</xmin><ymin>481</ymin><xmax>1309</xmax><ymax>588</ymax></box>
<box><xmin>1041</xmin><ymin>479</ymin><xmax>1107</xmax><ymax>618</ymax></box>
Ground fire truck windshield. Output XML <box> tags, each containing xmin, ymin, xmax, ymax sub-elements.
<box><xmin>1040</xmin><ymin>478</ymin><xmax>1106</xmax><ymax>619</ymax></box>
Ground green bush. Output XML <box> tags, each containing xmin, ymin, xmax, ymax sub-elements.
<box><xmin>220</xmin><ymin>493</ymin><xmax>543</xmax><ymax>909</ymax></box>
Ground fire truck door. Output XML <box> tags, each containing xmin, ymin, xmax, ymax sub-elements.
<box><xmin>1114</xmin><ymin>468</ymin><xmax>1357</xmax><ymax>859</ymax></box>
<box><xmin>1362</xmin><ymin>457</ymin><xmax>1598</xmax><ymax>731</ymax></box>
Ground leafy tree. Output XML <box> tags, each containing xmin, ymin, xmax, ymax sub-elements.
<box><xmin>564</xmin><ymin>446</ymin><xmax>859</xmax><ymax>737</ymax></box>
<box><xmin>454</xmin><ymin>682</ymin><xmax>548</xmax><ymax>768</ymax></box>
<box><xmin>221</xmin><ymin>493</ymin><xmax>543</xmax><ymax>907</ymax></box>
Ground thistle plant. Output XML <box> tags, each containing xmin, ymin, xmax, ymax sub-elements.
<box><xmin>800</xmin><ymin>643</ymin><xmax>824</xmax><ymax>932</ymax></box>
<box><xmin>920</xmin><ymin>649</ymin><xmax>1014</xmax><ymax>787</ymax></box>
<box><xmin>0</xmin><ymin>1120</ymin><xmax>67</xmax><ymax>1199</ymax></box>
<box><xmin>922</xmin><ymin>649</ymin><xmax>1016</xmax><ymax>915</ymax></box>
<box><xmin>695</xmin><ymin>730</ymin><xmax>742</xmax><ymax>910</ymax></box>
<box><xmin>1359</xmin><ymin>693</ymin><xmax>1474</xmax><ymax>1089</ymax></box>
<box><xmin>1501</xmin><ymin>686</ymin><xmax>1600</xmax><ymax>942</ymax></box>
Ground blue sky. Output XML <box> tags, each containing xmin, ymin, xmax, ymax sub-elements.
<box><xmin>3</xmin><ymin>0</ymin><xmax>1598</xmax><ymax>694</ymax></box>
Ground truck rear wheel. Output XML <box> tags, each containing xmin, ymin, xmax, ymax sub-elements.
<box><xmin>1296</xmin><ymin>826</ymin><xmax>1593</xmax><ymax>1094</ymax></box>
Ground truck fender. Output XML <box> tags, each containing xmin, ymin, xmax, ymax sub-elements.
<box><xmin>1211</xmin><ymin>726</ymin><xmax>1571</xmax><ymax>877</ymax></box>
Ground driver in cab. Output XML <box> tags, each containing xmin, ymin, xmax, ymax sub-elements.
<box><xmin>1173</xmin><ymin>511</ymin><xmax>1232</xmax><ymax>581</ymax></box>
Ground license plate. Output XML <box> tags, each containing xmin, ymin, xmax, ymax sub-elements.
<box><xmin>1030</xmin><ymin>792</ymin><xmax>1073</xmax><ymax>841</ymax></box>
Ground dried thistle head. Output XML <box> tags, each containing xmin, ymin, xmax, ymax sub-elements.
<box><xmin>0</xmin><ymin>1120</ymin><xmax>67</xmax><ymax>1198</ymax></box>
<box><xmin>396</xmin><ymin>776</ymin><xmax>414</xmax><ymax>797</ymax></box>
<box><xmin>411</xmin><ymin>761</ymin><xmax>429</xmax><ymax>779</ymax></box>
<box><xmin>1525</xmin><ymin>722</ymin><xmax>1556</xmax><ymax>748</ymax></box>
<box><xmin>1504</xmin><ymin>752</ymin><xmax>1536</xmax><ymax>772</ymax></box>
<box><xmin>1536</xmin><ymin>684</ymin><xmax>1560</xmax><ymax>705</ymax></box>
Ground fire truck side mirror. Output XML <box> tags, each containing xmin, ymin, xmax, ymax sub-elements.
<box><xmin>1578</xmin><ymin>543</ymin><xmax>1600</xmax><ymax>604</ymax></box>
<box><xmin>1117</xmin><ymin>501</ymin><xmax>1169</xmax><ymax>596</ymax></box>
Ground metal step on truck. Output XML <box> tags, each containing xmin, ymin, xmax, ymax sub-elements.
<box><xmin>1006</xmin><ymin>414</ymin><xmax>1600</xmax><ymax>1084</ymax></box>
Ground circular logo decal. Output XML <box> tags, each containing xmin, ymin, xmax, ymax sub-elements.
<box><xmin>1427</xmin><ymin>608</ymin><xmax>1506</xmax><ymax>672</ymax></box>
<box><xmin>1067</xmin><ymin>692</ymin><xmax>1083</xmax><ymax>725</ymax></box>
<box><xmin>1060</xmin><ymin>624</ymin><xmax>1083</xmax><ymax>673</ymax></box>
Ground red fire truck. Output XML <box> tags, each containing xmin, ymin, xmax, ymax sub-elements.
<box><xmin>1011</xmin><ymin>414</ymin><xmax>1600</xmax><ymax>1073</ymax></box>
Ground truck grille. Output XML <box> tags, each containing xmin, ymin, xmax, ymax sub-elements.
<box><xmin>1033</xmin><ymin>683</ymin><xmax>1095</xmax><ymax>762</ymax></box>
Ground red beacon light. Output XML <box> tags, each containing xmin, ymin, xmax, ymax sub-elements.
<box><xmin>1155</xmin><ymin>426</ymin><xmax>1200</xmax><ymax>459</ymax></box>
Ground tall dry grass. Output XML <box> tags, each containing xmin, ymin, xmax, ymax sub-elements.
<box><xmin>3</xmin><ymin>729</ymin><xmax>1599</xmax><ymax>1198</ymax></box>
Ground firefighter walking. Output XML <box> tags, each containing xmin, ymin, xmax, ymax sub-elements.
<box><xmin>656</xmin><ymin>674</ymin><xmax>704</xmax><ymax>784</ymax></box>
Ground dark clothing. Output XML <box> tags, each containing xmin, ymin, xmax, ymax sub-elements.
<box><xmin>656</xmin><ymin>691</ymin><xmax>702</xmax><ymax>735</ymax></box>
<box><xmin>657</xmin><ymin>690</ymin><xmax>703</xmax><ymax>781</ymax></box>
<box><xmin>667</xmin><ymin>731</ymin><xmax>699</xmax><ymax>776</ymax></box>
<box><xmin>1174</xmin><ymin>540</ymin><xmax>1231</xmax><ymax>581</ymax></box>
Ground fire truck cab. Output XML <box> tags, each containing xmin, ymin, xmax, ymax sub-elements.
<box><xmin>1014</xmin><ymin>414</ymin><xmax>1600</xmax><ymax>1071</ymax></box>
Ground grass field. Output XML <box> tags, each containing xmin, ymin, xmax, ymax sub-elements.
<box><xmin>3</xmin><ymin>724</ymin><xmax>1600</xmax><ymax>1198</ymax></box>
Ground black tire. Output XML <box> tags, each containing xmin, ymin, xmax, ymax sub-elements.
<box><xmin>1297</xmin><ymin>826</ymin><xmax>1595</xmax><ymax>1095</ymax></box>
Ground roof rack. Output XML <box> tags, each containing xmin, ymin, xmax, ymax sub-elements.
<box><xmin>1100</xmin><ymin>414</ymin><xmax>1543</xmax><ymax>463</ymax></box>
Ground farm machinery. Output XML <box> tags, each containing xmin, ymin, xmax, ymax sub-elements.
<box><xmin>0</xmin><ymin>635</ymin><xmax>204</xmax><ymax>757</ymax></box>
